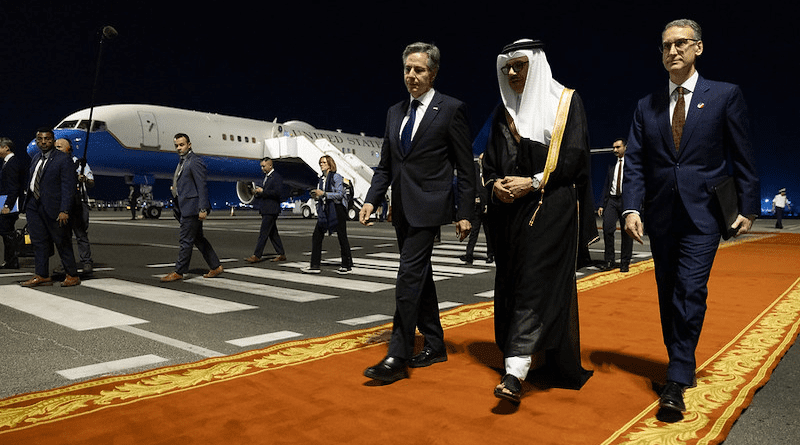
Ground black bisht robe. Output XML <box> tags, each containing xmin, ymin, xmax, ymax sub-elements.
<box><xmin>483</xmin><ymin>92</ymin><xmax>598</xmax><ymax>389</ymax></box>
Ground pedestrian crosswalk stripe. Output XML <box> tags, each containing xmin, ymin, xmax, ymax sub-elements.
<box><xmin>475</xmin><ymin>290</ymin><xmax>494</xmax><ymax>298</ymax></box>
<box><xmin>280</xmin><ymin>262</ymin><xmax>408</xmax><ymax>280</ymax></box>
<box><xmin>338</xmin><ymin>314</ymin><xmax>393</xmax><ymax>326</ymax></box>
<box><xmin>82</xmin><ymin>278</ymin><xmax>257</xmax><ymax>314</ymax></box>
<box><xmin>365</xmin><ymin>253</ymin><xmax>491</xmax><ymax>274</ymax></box>
<box><xmin>185</xmin><ymin>277</ymin><xmax>338</xmax><ymax>302</ymax></box>
<box><xmin>226</xmin><ymin>330</ymin><xmax>303</xmax><ymax>347</ymax></box>
<box><xmin>115</xmin><ymin>325</ymin><xmax>224</xmax><ymax>357</ymax></box>
<box><xmin>0</xmin><ymin>285</ymin><xmax>148</xmax><ymax>331</ymax></box>
<box><xmin>225</xmin><ymin>267</ymin><xmax>394</xmax><ymax>293</ymax></box>
<box><xmin>438</xmin><ymin>301</ymin><xmax>462</xmax><ymax>309</ymax></box>
<box><xmin>57</xmin><ymin>354</ymin><xmax>169</xmax><ymax>380</ymax></box>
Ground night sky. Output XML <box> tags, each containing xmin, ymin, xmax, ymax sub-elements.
<box><xmin>2</xmin><ymin>1</ymin><xmax>796</xmax><ymax>212</ymax></box>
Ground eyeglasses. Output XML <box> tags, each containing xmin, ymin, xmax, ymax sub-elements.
<box><xmin>660</xmin><ymin>38</ymin><xmax>699</xmax><ymax>53</ymax></box>
<box><xmin>501</xmin><ymin>61</ymin><xmax>528</xmax><ymax>75</ymax></box>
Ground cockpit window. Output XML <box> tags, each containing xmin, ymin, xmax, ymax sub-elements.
<box><xmin>57</xmin><ymin>120</ymin><xmax>79</xmax><ymax>129</ymax></box>
<box><xmin>75</xmin><ymin>120</ymin><xmax>107</xmax><ymax>132</ymax></box>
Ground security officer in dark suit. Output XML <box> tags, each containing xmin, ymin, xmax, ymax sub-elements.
<box><xmin>598</xmin><ymin>138</ymin><xmax>633</xmax><ymax>272</ymax></box>
<box><xmin>0</xmin><ymin>137</ymin><xmax>27</xmax><ymax>269</ymax></box>
<box><xmin>245</xmin><ymin>157</ymin><xmax>286</xmax><ymax>263</ymax></box>
<box><xmin>21</xmin><ymin>128</ymin><xmax>80</xmax><ymax>287</ymax></box>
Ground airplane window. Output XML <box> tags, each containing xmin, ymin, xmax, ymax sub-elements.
<box><xmin>245</xmin><ymin>137</ymin><xmax>249</xmax><ymax>143</ymax></box>
<box><xmin>252</xmin><ymin>137</ymin><xmax>257</xmax><ymax>143</ymax></box>
<box><xmin>222</xmin><ymin>134</ymin><xmax>227</xmax><ymax>141</ymax></box>
<box><xmin>57</xmin><ymin>120</ymin><xmax>79</xmax><ymax>129</ymax></box>
<box><xmin>230</xmin><ymin>134</ymin><xmax>234</xmax><ymax>141</ymax></box>
<box><xmin>91</xmin><ymin>121</ymin><xmax>106</xmax><ymax>132</ymax></box>
<box><xmin>237</xmin><ymin>136</ymin><xmax>242</xmax><ymax>142</ymax></box>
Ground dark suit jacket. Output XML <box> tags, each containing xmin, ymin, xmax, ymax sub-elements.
<box><xmin>25</xmin><ymin>149</ymin><xmax>76</xmax><ymax>219</ymax></box>
<box><xmin>366</xmin><ymin>91</ymin><xmax>475</xmax><ymax>226</ymax></box>
<box><xmin>600</xmin><ymin>160</ymin><xmax>622</xmax><ymax>209</ymax></box>
<box><xmin>175</xmin><ymin>151</ymin><xmax>210</xmax><ymax>217</ymax></box>
<box><xmin>254</xmin><ymin>170</ymin><xmax>283</xmax><ymax>215</ymax></box>
<box><xmin>623</xmin><ymin>75</ymin><xmax>759</xmax><ymax>237</ymax></box>
<box><xmin>1</xmin><ymin>154</ymin><xmax>28</xmax><ymax>212</ymax></box>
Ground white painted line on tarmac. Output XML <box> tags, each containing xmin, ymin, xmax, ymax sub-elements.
<box><xmin>57</xmin><ymin>354</ymin><xmax>169</xmax><ymax>380</ymax></box>
<box><xmin>475</xmin><ymin>290</ymin><xmax>495</xmax><ymax>298</ymax></box>
<box><xmin>0</xmin><ymin>285</ymin><xmax>148</xmax><ymax>331</ymax></box>
<box><xmin>337</xmin><ymin>314</ymin><xmax>393</xmax><ymax>326</ymax></box>
<box><xmin>83</xmin><ymin>278</ymin><xmax>257</xmax><ymax>314</ymax></box>
<box><xmin>226</xmin><ymin>330</ymin><xmax>302</xmax><ymax>347</ymax></box>
<box><xmin>438</xmin><ymin>301</ymin><xmax>462</xmax><ymax>310</ymax></box>
<box><xmin>185</xmin><ymin>277</ymin><xmax>337</xmax><ymax>302</ymax></box>
<box><xmin>225</xmin><ymin>267</ymin><xmax>394</xmax><ymax>293</ymax></box>
<box><xmin>114</xmin><ymin>325</ymin><xmax>224</xmax><ymax>357</ymax></box>
<box><xmin>365</xmin><ymin>253</ymin><xmax>491</xmax><ymax>274</ymax></box>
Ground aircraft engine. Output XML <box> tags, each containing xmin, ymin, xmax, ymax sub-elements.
<box><xmin>236</xmin><ymin>181</ymin><xmax>257</xmax><ymax>204</ymax></box>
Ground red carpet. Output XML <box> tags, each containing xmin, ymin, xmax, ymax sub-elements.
<box><xmin>1</xmin><ymin>233</ymin><xmax>798</xmax><ymax>444</ymax></box>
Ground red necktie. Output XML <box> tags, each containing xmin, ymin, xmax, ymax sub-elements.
<box><xmin>672</xmin><ymin>86</ymin><xmax>686</xmax><ymax>152</ymax></box>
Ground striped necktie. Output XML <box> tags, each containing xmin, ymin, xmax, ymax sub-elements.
<box><xmin>672</xmin><ymin>86</ymin><xmax>686</xmax><ymax>152</ymax></box>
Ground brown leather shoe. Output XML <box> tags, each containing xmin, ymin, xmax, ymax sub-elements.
<box><xmin>270</xmin><ymin>254</ymin><xmax>287</xmax><ymax>262</ymax></box>
<box><xmin>160</xmin><ymin>271</ymin><xmax>184</xmax><ymax>282</ymax></box>
<box><xmin>61</xmin><ymin>275</ymin><xmax>81</xmax><ymax>287</ymax></box>
<box><xmin>245</xmin><ymin>255</ymin><xmax>262</xmax><ymax>263</ymax></box>
<box><xmin>20</xmin><ymin>275</ymin><xmax>53</xmax><ymax>287</ymax></box>
<box><xmin>203</xmin><ymin>265</ymin><xmax>223</xmax><ymax>278</ymax></box>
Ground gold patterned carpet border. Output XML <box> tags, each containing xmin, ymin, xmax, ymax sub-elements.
<box><xmin>0</xmin><ymin>232</ymin><xmax>794</xmax><ymax>443</ymax></box>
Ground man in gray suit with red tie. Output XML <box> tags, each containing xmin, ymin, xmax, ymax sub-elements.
<box><xmin>360</xmin><ymin>42</ymin><xmax>475</xmax><ymax>383</ymax></box>
<box><xmin>624</xmin><ymin>19</ymin><xmax>759</xmax><ymax>416</ymax></box>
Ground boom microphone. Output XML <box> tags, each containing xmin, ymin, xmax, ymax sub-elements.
<box><xmin>102</xmin><ymin>25</ymin><xmax>118</xmax><ymax>40</ymax></box>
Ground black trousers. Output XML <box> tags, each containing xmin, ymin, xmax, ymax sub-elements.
<box><xmin>602</xmin><ymin>195</ymin><xmax>633</xmax><ymax>265</ymax></box>
<box><xmin>386</xmin><ymin>208</ymin><xmax>444</xmax><ymax>360</ymax></box>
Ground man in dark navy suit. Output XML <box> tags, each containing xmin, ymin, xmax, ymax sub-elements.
<box><xmin>246</xmin><ymin>157</ymin><xmax>286</xmax><ymax>263</ymax></box>
<box><xmin>20</xmin><ymin>128</ymin><xmax>80</xmax><ymax>287</ymax></box>
<box><xmin>598</xmin><ymin>138</ymin><xmax>633</xmax><ymax>272</ymax></box>
<box><xmin>623</xmin><ymin>19</ymin><xmax>759</xmax><ymax>415</ymax></box>
<box><xmin>161</xmin><ymin>133</ymin><xmax>223</xmax><ymax>282</ymax></box>
<box><xmin>359</xmin><ymin>42</ymin><xmax>475</xmax><ymax>383</ymax></box>
<box><xmin>0</xmin><ymin>137</ymin><xmax>27</xmax><ymax>269</ymax></box>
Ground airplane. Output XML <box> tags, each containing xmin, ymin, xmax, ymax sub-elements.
<box><xmin>27</xmin><ymin>104</ymin><xmax>384</xmax><ymax>219</ymax></box>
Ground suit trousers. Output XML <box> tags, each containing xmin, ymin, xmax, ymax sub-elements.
<box><xmin>175</xmin><ymin>215</ymin><xmax>221</xmax><ymax>275</ymax></box>
<box><xmin>26</xmin><ymin>198</ymin><xmax>78</xmax><ymax>277</ymax></box>
<box><xmin>387</xmin><ymin>208</ymin><xmax>444</xmax><ymax>360</ymax></box>
<box><xmin>465</xmin><ymin>203</ymin><xmax>492</xmax><ymax>260</ymax></box>
<box><xmin>309</xmin><ymin>204</ymin><xmax>352</xmax><ymax>268</ymax></box>
<box><xmin>253</xmin><ymin>213</ymin><xmax>284</xmax><ymax>257</ymax></box>
<box><xmin>602</xmin><ymin>195</ymin><xmax>633</xmax><ymax>265</ymax></box>
<box><xmin>70</xmin><ymin>201</ymin><xmax>92</xmax><ymax>264</ymax></box>
<box><xmin>649</xmin><ymin>199</ymin><xmax>720</xmax><ymax>386</ymax></box>
<box><xmin>0</xmin><ymin>212</ymin><xmax>19</xmax><ymax>264</ymax></box>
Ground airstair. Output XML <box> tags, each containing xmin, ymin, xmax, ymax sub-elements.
<box><xmin>263</xmin><ymin>135</ymin><xmax>376</xmax><ymax>213</ymax></box>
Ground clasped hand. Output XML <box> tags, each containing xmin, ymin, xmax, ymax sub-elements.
<box><xmin>493</xmin><ymin>176</ymin><xmax>534</xmax><ymax>203</ymax></box>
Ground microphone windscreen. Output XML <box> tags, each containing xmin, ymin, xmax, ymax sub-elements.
<box><xmin>102</xmin><ymin>26</ymin><xmax>118</xmax><ymax>39</ymax></box>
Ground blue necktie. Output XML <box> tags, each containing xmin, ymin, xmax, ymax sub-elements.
<box><xmin>401</xmin><ymin>100</ymin><xmax>420</xmax><ymax>155</ymax></box>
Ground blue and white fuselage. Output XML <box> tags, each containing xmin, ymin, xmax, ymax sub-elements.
<box><xmin>27</xmin><ymin>104</ymin><xmax>383</xmax><ymax>203</ymax></box>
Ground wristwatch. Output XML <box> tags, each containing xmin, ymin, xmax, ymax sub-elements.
<box><xmin>531</xmin><ymin>176</ymin><xmax>541</xmax><ymax>190</ymax></box>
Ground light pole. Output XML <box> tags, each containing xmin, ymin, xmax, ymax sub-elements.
<box><xmin>80</xmin><ymin>25</ymin><xmax>117</xmax><ymax>175</ymax></box>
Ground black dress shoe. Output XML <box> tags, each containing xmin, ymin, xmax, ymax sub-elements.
<box><xmin>364</xmin><ymin>356</ymin><xmax>408</xmax><ymax>383</ymax></box>
<box><xmin>659</xmin><ymin>381</ymin><xmax>686</xmax><ymax>412</ymax></box>
<box><xmin>620</xmin><ymin>263</ymin><xmax>630</xmax><ymax>273</ymax></box>
<box><xmin>1</xmin><ymin>260</ymin><xmax>20</xmax><ymax>269</ymax></box>
<box><xmin>409</xmin><ymin>347</ymin><xmax>447</xmax><ymax>368</ymax></box>
<box><xmin>458</xmin><ymin>255</ymin><xmax>473</xmax><ymax>265</ymax></box>
<box><xmin>599</xmin><ymin>261</ymin><xmax>617</xmax><ymax>271</ymax></box>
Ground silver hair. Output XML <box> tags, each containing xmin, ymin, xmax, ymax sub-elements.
<box><xmin>402</xmin><ymin>42</ymin><xmax>440</xmax><ymax>74</ymax></box>
<box><xmin>663</xmin><ymin>19</ymin><xmax>702</xmax><ymax>41</ymax></box>
<box><xmin>0</xmin><ymin>137</ymin><xmax>14</xmax><ymax>151</ymax></box>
